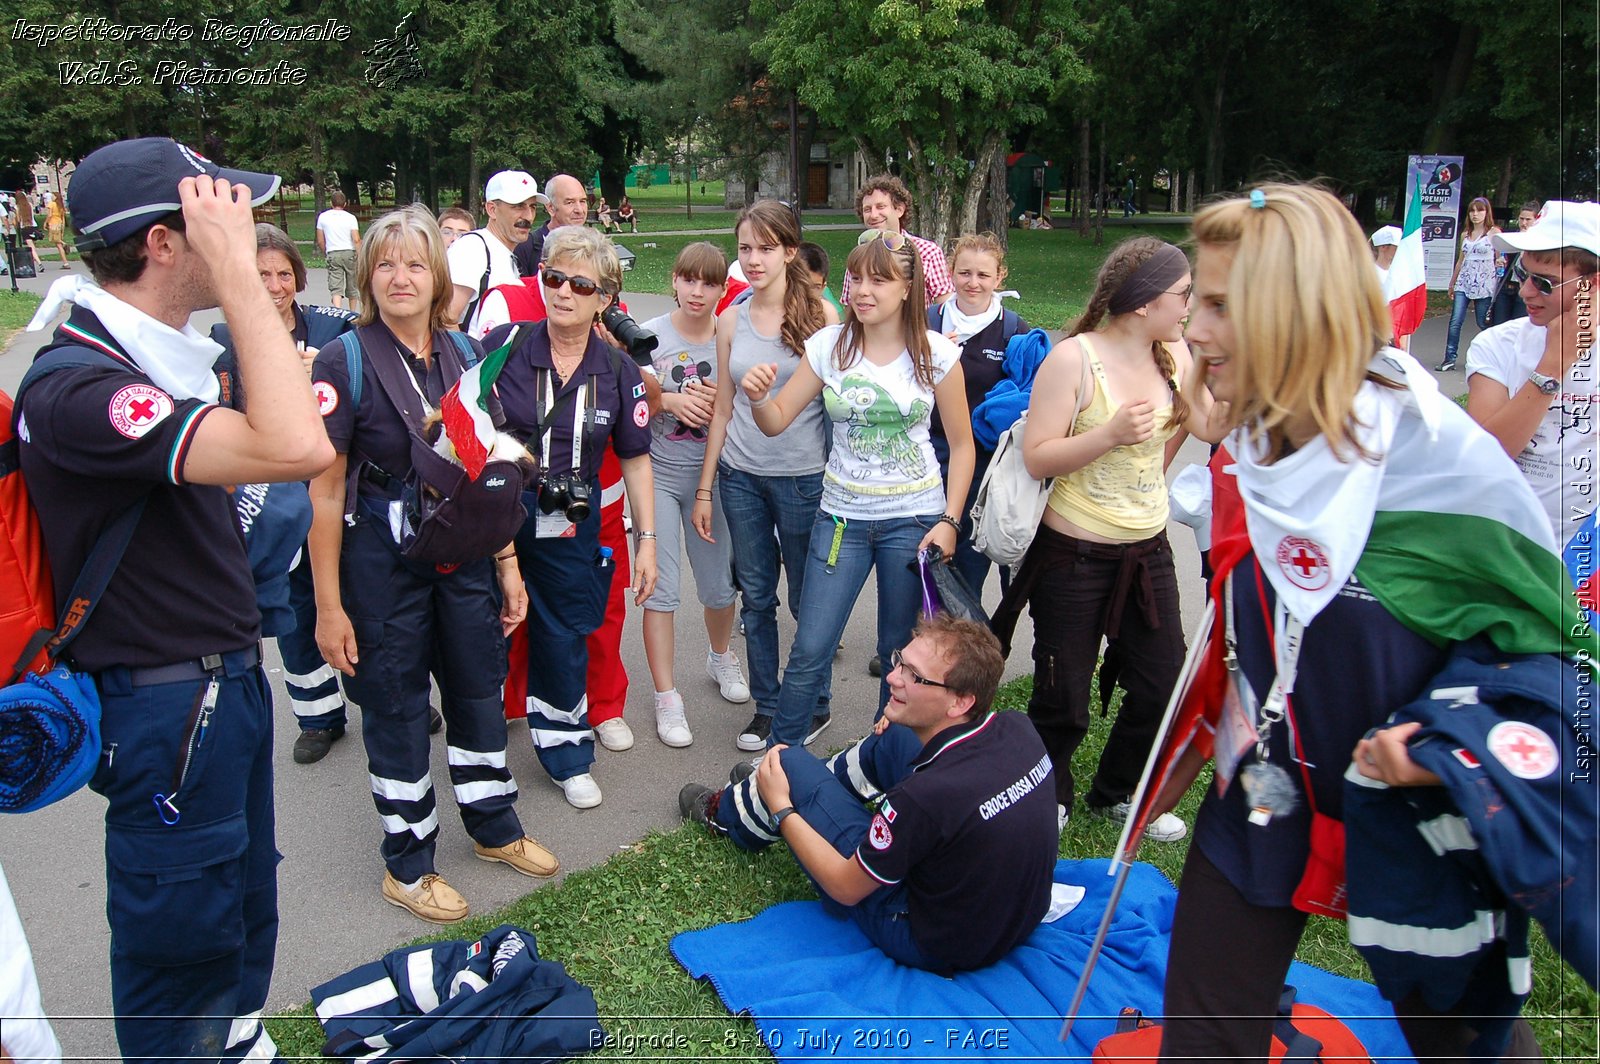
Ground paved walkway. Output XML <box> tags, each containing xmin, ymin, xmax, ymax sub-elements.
<box><xmin>0</xmin><ymin>258</ymin><xmax>1467</xmax><ymax>1060</ymax></box>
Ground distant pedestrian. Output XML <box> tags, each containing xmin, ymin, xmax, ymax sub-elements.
<box><xmin>316</xmin><ymin>190</ymin><xmax>362</xmax><ymax>312</ymax></box>
<box><xmin>1438</xmin><ymin>196</ymin><xmax>1501</xmax><ymax>370</ymax></box>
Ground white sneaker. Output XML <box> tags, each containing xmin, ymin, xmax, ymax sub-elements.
<box><xmin>558</xmin><ymin>773</ymin><xmax>602</xmax><ymax>809</ymax></box>
<box><xmin>706</xmin><ymin>650</ymin><xmax>751</xmax><ymax>704</ymax></box>
<box><xmin>655</xmin><ymin>693</ymin><xmax>694</xmax><ymax>748</ymax></box>
<box><xmin>1097</xmin><ymin>799</ymin><xmax>1188</xmax><ymax>842</ymax></box>
<box><xmin>594</xmin><ymin>717</ymin><xmax>634</xmax><ymax>752</ymax></box>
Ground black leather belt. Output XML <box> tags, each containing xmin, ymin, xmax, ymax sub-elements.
<box><xmin>125</xmin><ymin>644</ymin><xmax>262</xmax><ymax>687</ymax></box>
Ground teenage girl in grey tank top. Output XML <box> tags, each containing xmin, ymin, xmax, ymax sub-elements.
<box><xmin>694</xmin><ymin>200</ymin><xmax>840</xmax><ymax>751</ymax></box>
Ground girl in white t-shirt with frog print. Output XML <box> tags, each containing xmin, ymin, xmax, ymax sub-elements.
<box><xmin>740</xmin><ymin>229</ymin><xmax>976</xmax><ymax>750</ymax></box>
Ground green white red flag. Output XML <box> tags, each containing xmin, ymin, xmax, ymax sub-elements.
<box><xmin>439</xmin><ymin>327</ymin><xmax>518</xmax><ymax>480</ymax></box>
<box><xmin>1384</xmin><ymin>175</ymin><xmax>1427</xmax><ymax>339</ymax></box>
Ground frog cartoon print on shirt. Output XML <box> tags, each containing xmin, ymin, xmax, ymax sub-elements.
<box><xmin>823</xmin><ymin>372</ymin><xmax>930</xmax><ymax>482</ymax></box>
<box><xmin>664</xmin><ymin>349</ymin><xmax>715</xmax><ymax>442</ymax></box>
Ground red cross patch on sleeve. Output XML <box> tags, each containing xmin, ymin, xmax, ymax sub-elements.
<box><xmin>108</xmin><ymin>384</ymin><xmax>174</xmax><ymax>439</ymax></box>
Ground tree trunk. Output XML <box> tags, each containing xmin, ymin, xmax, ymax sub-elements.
<box><xmin>1204</xmin><ymin>68</ymin><xmax>1226</xmax><ymax>194</ymax></box>
<box><xmin>1186</xmin><ymin>169</ymin><xmax>1197</xmax><ymax>213</ymax></box>
<box><xmin>985</xmin><ymin>149</ymin><xmax>1010</xmax><ymax>248</ymax></box>
<box><xmin>1422</xmin><ymin>26</ymin><xmax>1481</xmax><ymax>153</ymax></box>
<box><xmin>1077</xmin><ymin>116</ymin><xmax>1091</xmax><ymax>236</ymax></box>
<box><xmin>310</xmin><ymin>124</ymin><xmax>325</xmax><ymax>215</ymax></box>
<box><xmin>1497</xmin><ymin>154</ymin><xmax>1514</xmax><ymax>208</ymax></box>
<box><xmin>1095</xmin><ymin>121</ymin><xmax>1106</xmax><ymax>246</ymax></box>
<box><xmin>466</xmin><ymin>137</ymin><xmax>481</xmax><ymax>214</ymax></box>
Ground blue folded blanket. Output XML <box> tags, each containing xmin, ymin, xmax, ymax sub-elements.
<box><xmin>672</xmin><ymin>858</ymin><xmax>1415</xmax><ymax>1063</ymax></box>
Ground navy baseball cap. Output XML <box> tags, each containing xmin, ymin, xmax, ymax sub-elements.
<box><xmin>70</xmin><ymin>137</ymin><xmax>281</xmax><ymax>251</ymax></box>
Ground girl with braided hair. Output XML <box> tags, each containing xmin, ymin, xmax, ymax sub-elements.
<box><xmin>1000</xmin><ymin>237</ymin><xmax>1223</xmax><ymax>837</ymax></box>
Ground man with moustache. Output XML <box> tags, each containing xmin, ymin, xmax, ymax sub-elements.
<box><xmin>514</xmin><ymin>173</ymin><xmax>592</xmax><ymax>278</ymax></box>
<box><xmin>447</xmin><ymin>170</ymin><xmax>546</xmax><ymax>334</ymax></box>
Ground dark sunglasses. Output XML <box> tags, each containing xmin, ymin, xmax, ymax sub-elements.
<box><xmin>541</xmin><ymin>268</ymin><xmax>603</xmax><ymax>297</ymax></box>
<box><xmin>890</xmin><ymin>647</ymin><xmax>948</xmax><ymax>689</ymax></box>
<box><xmin>1512</xmin><ymin>262</ymin><xmax>1580</xmax><ymax>297</ymax></box>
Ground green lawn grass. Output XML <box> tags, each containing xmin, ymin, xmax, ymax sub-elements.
<box><xmin>263</xmin><ymin>675</ymin><xmax>1598</xmax><ymax>1060</ymax></box>
<box><xmin>0</xmin><ymin>289</ymin><xmax>42</xmax><ymax>349</ymax></box>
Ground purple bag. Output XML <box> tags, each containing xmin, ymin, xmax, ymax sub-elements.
<box><xmin>915</xmin><ymin>547</ymin><xmax>988</xmax><ymax>625</ymax></box>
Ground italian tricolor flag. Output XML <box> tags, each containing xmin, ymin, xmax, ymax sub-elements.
<box><xmin>1384</xmin><ymin>175</ymin><xmax>1427</xmax><ymax>340</ymax></box>
<box><xmin>439</xmin><ymin>327</ymin><xmax>518</xmax><ymax>480</ymax></box>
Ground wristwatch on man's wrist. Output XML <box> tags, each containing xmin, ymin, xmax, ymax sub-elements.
<box><xmin>1528</xmin><ymin>370</ymin><xmax>1561</xmax><ymax>396</ymax></box>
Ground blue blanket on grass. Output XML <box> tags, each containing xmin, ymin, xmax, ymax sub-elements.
<box><xmin>671</xmin><ymin>859</ymin><xmax>1415</xmax><ymax>1064</ymax></box>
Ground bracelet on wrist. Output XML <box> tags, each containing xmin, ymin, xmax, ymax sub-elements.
<box><xmin>749</xmin><ymin>394</ymin><xmax>772</xmax><ymax>409</ymax></box>
<box><xmin>636</xmin><ymin>530</ymin><xmax>657</xmax><ymax>542</ymax></box>
<box><xmin>938</xmin><ymin>514</ymin><xmax>961</xmax><ymax>532</ymax></box>
<box><xmin>495</xmin><ymin>551</ymin><xmax>517</xmax><ymax>562</ymax></box>
<box><xmin>694</xmin><ymin>488</ymin><xmax>714</xmax><ymax>501</ymax></box>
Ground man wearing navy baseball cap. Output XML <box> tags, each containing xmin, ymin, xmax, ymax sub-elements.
<box><xmin>17</xmin><ymin>137</ymin><xmax>334</xmax><ymax>1062</ymax></box>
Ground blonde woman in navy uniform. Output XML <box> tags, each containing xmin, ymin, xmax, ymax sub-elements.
<box><xmin>308</xmin><ymin>208</ymin><xmax>559</xmax><ymax>925</ymax></box>
<box><xmin>486</xmin><ymin>225</ymin><xmax>658</xmax><ymax>810</ymax></box>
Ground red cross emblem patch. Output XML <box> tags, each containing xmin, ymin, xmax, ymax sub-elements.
<box><xmin>868</xmin><ymin>813</ymin><xmax>893</xmax><ymax>850</ymax></box>
<box><xmin>1275</xmin><ymin>536</ymin><xmax>1330</xmax><ymax>591</ymax></box>
<box><xmin>313</xmin><ymin>380</ymin><xmax>340</xmax><ymax>417</ymax></box>
<box><xmin>108</xmin><ymin>384</ymin><xmax>173</xmax><ymax>439</ymax></box>
<box><xmin>1486</xmin><ymin>721</ymin><xmax>1558</xmax><ymax>780</ymax></box>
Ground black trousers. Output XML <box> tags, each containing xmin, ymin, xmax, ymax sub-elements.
<box><xmin>1020</xmin><ymin>526</ymin><xmax>1186</xmax><ymax>812</ymax></box>
<box><xmin>1161</xmin><ymin>846</ymin><xmax>1544</xmax><ymax>1063</ymax></box>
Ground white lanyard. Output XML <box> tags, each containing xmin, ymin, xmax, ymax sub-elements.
<box><xmin>535</xmin><ymin>369</ymin><xmax>587</xmax><ymax>476</ymax></box>
<box><xmin>1224</xmin><ymin>572</ymin><xmax>1304</xmax><ymax>752</ymax></box>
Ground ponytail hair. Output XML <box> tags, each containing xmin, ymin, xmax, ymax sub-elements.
<box><xmin>735</xmin><ymin>200</ymin><xmax>825</xmax><ymax>357</ymax></box>
<box><xmin>1070</xmin><ymin>236</ymin><xmax>1191</xmax><ymax>428</ymax></box>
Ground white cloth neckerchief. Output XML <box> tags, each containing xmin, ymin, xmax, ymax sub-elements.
<box><xmin>27</xmin><ymin>274</ymin><xmax>223</xmax><ymax>403</ymax></box>
<box><xmin>1229</xmin><ymin>348</ymin><xmax>1440</xmax><ymax>625</ymax></box>
<box><xmin>938</xmin><ymin>291</ymin><xmax>1019</xmax><ymax>345</ymax></box>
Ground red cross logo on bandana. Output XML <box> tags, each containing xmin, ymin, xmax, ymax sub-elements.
<box><xmin>1275</xmin><ymin>536</ymin><xmax>1331</xmax><ymax>591</ymax></box>
<box><xmin>108</xmin><ymin>384</ymin><xmax>174</xmax><ymax>440</ymax></box>
<box><xmin>1486</xmin><ymin>721</ymin><xmax>1558</xmax><ymax>780</ymax></box>
<box><xmin>868</xmin><ymin>813</ymin><xmax>893</xmax><ymax>850</ymax></box>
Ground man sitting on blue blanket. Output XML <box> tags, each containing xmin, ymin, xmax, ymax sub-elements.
<box><xmin>680</xmin><ymin>614</ymin><xmax>1058</xmax><ymax>974</ymax></box>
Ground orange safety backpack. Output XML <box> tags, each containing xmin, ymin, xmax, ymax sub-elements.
<box><xmin>1091</xmin><ymin>985</ymin><xmax>1373</xmax><ymax>1064</ymax></box>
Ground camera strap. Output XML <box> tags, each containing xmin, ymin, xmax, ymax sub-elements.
<box><xmin>532</xmin><ymin>364</ymin><xmax>594</xmax><ymax>480</ymax></box>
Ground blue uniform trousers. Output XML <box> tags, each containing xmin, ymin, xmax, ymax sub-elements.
<box><xmin>515</xmin><ymin>491</ymin><xmax>613</xmax><ymax>781</ymax></box>
<box><xmin>341</xmin><ymin>514</ymin><xmax>523</xmax><ymax>884</ymax></box>
<box><xmin>281</xmin><ymin>552</ymin><xmax>347</xmax><ymax>733</ymax></box>
<box><xmin>715</xmin><ymin>726</ymin><xmax>932</xmax><ymax>969</ymax></box>
<box><xmin>90</xmin><ymin>649</ymin><xmax>280</xmax><ymax>1063</ymax></box>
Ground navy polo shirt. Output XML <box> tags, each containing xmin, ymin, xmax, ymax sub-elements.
<box><xmin>855</xmin><ymin>711</ymin><xmax>1057</xmax><ymax>971</ymax></box>
<box><xmin>929</xmin><ymin>308</ymin><xmax>1026</xmax><ymax>458</ymax></box>
<box><xmin>1194</xmin><ymin>556</ymin><xmax>1451</xmax><ymax>907</ymax></box>
<box><xmin>486</xmin><ymin>321</ymin><xmax>651</xmax><ymax>484</ymax></box>
<box><xmin>212</xmin><ymin>302</ymin><xmax>357</xmax><ymax>411</ymax></box>
<box><xmin>311</xmin><ymin>324</ymin><xmax>485</xmax><ymax>491</ymax></box>
<box><xmin>16</xmin><ymin>307</ymin><xmax>260</xmax><ymax>670</ymax></box>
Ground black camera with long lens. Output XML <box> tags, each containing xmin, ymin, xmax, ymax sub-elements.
<box><xmin>537</xmin><ymin>474</ymin><xmax>592</xmax><ymax>524</ymax></box>
<box><xmin>601</xmin><ymin>304</ymin><xmax>658</xmax><ymax>366</ymax></box>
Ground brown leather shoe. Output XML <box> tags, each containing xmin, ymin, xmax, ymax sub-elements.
<box><xmin>474</xmin><ymin>836</ymin><xmax>560</xmax><ymax>878</ymax></box>
<box><xmin>382</xmin><ymin>871</ymin><xmax>468</xmax><ymax>923</ymax></box>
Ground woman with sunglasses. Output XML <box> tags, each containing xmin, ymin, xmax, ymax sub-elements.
<box><xmin>1156</xmin><ymin>182</ymin><xmax>1565</xmax><ymax>1064</ymax></box>
<box><xmin>693</xmin><ymin>200</ymin><xmax>838</xmax><ymax>752</ymax></box>
<box><xmin>309</xmin><ymin>209</ymin><xmax>555</xmax><ymax>925</ymax></box>
<box><xmin>993</xmin><ymin>237</ymin><xmax>1221</xmax><ymax>839</ymax></box>
<box><xmin>485</xmin><ymin>225</ymin><xmax>658</xmax><ymax>810</ymax></box>
<box><xmin>740</xmin><ymin>229</ymin><xmax>974</xmax><ymax>751</ymax></box>
<box><xmin>1438</xmin><ymin>196</ymin><xmax>1501</xmax><ymax>371</ymax></box>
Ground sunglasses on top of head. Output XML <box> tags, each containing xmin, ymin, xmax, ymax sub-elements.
<box><xmin>541</xmin><ymin>268</ymin><xmax>603</xmax><ymax>297</ymax></box>
<box><xmin>1512</xmin><ymin>262</ymin><xmax>1581</xmax><ymax>297</ymax></box>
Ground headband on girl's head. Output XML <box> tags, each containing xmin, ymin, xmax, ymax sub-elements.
<box><xmin>1107</xmin><ymin>243</ymin><xmax>1190</xmax><ymax>316</ymax></box>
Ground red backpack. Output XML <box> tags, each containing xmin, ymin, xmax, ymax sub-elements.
<box><xmin>0</xmin><ymin>386</ymin><xmax>53</xmax><ymax>681</ymax></box>
<box><xmin>1091</xmin><ymin>985</ymin><xmax>1372</xmax><ymax>1063</ymax></box>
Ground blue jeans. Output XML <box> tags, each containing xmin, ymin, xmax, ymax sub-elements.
<box><xmin>1444</xmin><ymin>290</ymin><xmax>1492</xmax><ymax>363</ymax></box>
<box><xmin>771</xmin><ymin>512</ymin><xmax>935</xmax><ymax>747</ymax></box>
<box><xmin>718</xmin><ymin>465</ymin><xmax>830</xmax><ymax>721</ymax></box>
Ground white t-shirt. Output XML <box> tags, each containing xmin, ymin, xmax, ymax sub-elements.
<box><xmin>1466</xmin><ymin>317</ymin><xmax>1598</xmax><ymax>546</ymax></box>
<box><xmin>447</xmin><ymin>229</ymin><xmax>521</xmax><ymax>332</ymax></box>
<box><xmin>804</xmin><ymin>324</ymin><xmax>960</xmax><ymax>519</ymax></box>
<box><xmin>315</xmin><ymin>208</ymin><xmax>359</xmax><ymax>253</ymax></box>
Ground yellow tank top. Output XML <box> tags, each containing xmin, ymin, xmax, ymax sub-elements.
<box><xmin>1046</xmin><ymin>335</ymin><xmax>1177</xmax><ymax>541</ymax></box>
